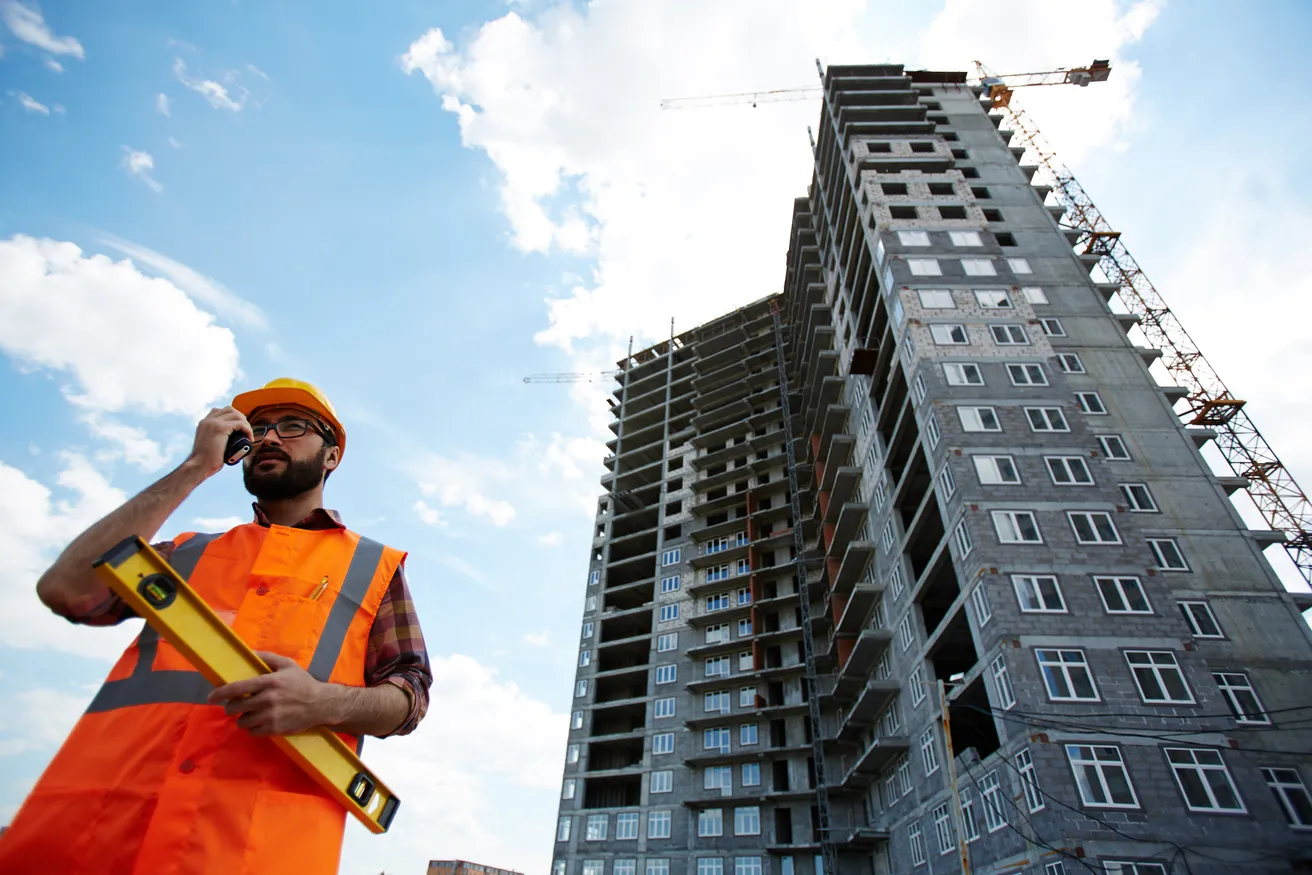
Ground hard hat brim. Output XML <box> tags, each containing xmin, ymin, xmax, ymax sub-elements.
<box><xmin>231</xmin><ymin>386</ymin><xmax>347</xmax><ymax>458</ymax></box>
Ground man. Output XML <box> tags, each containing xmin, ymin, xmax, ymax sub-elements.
<box><xmin>0</xmin><ymin>378</ymin><xmax>430</xmax><ymax>875</ymax></box>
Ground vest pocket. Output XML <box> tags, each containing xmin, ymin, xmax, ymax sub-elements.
<box><xmin>236</xmin><ymin>588</ymin><xmax>331</xmax><ymax>667</ymax></box>
<box><xmin>241</xmin><ymin>788</ymin><xmax>345</xmax><ymax>875</ymax></box>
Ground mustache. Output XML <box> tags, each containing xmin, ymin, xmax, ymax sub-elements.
<box><xmin>253</xmin><ymin>449</ymin><xmax>290</xmax><ymax>462</ymax></box>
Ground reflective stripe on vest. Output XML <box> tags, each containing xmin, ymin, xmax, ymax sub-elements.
<box><xmin>85</xmin><ymin>532</ymin><xmax>386</xmax><ymax>713</ymax></box>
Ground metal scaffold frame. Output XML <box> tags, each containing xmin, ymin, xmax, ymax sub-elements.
<box><xmin>769</xmin><ymin>300</ymin><xmax>838</xmax><ymax>875</ymax></box>
<box><xmin>988</xmin><ymin>74</ymin><xmax>1312</xmax><ymax>585</ymax></box>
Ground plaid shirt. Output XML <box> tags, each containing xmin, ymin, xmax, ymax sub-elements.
<box><xmin>70</xmin><ymin>504</ymin><xmax>431</xmax><ymax>737</ymax></box>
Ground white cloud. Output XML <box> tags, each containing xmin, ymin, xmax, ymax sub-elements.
<box><xmin>0</xmin><ymin>0</ymin><xmax>84</xmax><ymax>59</ymax></box>
<box><xmin>522</xmin><ymin>629</ymin><xmax>550</xmax><ymax>646</ymax></box>
<box><xmin>246</xmin><ymin>63</ymin><xmax>270</xmax><ymax>81</ymax></box>
<box><xmin>97</xmin><ymin>233</ymin><xmax>267</xmax><ymax>330</ymax></box>
<box><xmin>0</xmin><ymin>686</ymin><xmax>92</xmax><ymax>756</ymax></box>
<box><xmin>167</xmin><ymin>135</ymin><xmax>182</xmax><ymax>149</ymax></box>
<box><xmin>121</xmin><ymin>147</ymin><xmax>163</xmax><ymax>193</ymax></box>
<box><xmin>0</xmin><ymin>234</ymin><xmax>241</xmax><ymax>416</ymax></box>
<box><xmin>436</xmin><ymin>553</ymin><xmax>488</xmax><ymax>587</ymax></box>
<box><xmin>172</xmin><ymin>57</ymin><xmax>247</xmax><ymax>112</ymax></box>
<box><xmin>340</xmin><ymin>654</ymin><xmax>567</xmax><ymax>875</ymax></box>
<box><xmin>0</xmin><ymin>454</ymin><xmax>137</xmax><ymax>660</ymax></box>
<box><xmin>416</xmin><ymin>454</ymin><xmax>517</xmax><ymax>527</ymax></box>
<box><xmin>42</xmin><ymin>56</ymin><xmax>61</xmax><ymax>73</ymax></box>
<box><xmin>537</xmin><ymin>531</ymin><xmax>562</xmax><ymax>547</ymax></box>
<box><xmin>412</xmin><ymin>499</ymin><xmax>447</xmax><ymax>527</ymax></box>
<box><xmin>155</xmin><ymin>92</ymin><xmax>171</xmax><ymax>116</ymax></box>
<box><xmin>81</xmin><ymin>412</ymin><xmax>170</xmax><ymax>471</ymax></box>
<box><xmin>15</xmin><ymin>91</ymin><xmax>48</xmax><ymax>114</ymax></box>
<box><xmin>192</xmin><ymin>515</ymin><xmax>245</xmax><ymax>531</ymax></box>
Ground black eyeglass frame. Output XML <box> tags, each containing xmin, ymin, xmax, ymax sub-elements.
<box><xmin>250</xmin><ymin>418</ymin><xmax>336</xmax><ymax>445</ymax></box>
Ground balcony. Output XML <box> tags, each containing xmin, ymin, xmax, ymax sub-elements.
<box><xmin>833</xmin><ymin>582</ymin><xmax>881</xmax><ymax>636</ymax></box>
<box><xmin>834</xmin><ymin>679</ymin><xmax>900</xmax><ymax>743</ymax></box>
<box><xmin>828</xmin><ymin>540</ymin><xmax>875</xmax><ymax>598</ymax></box>
<box><xmin>832</xmin><ymin>629</ymin><xmax>893</xmax><ymax>696</ymax></box>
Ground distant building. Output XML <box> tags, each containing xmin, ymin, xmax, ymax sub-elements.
<box><xmin>427</xmin><ymin>860</ymin><xmax>523</xmax><ymax>875</ymax></box>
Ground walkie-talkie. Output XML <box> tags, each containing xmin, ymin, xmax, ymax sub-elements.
<box><xmin>224</xmin><ymin>433</ymin><xmax>253</xmax><ymax>466</ymax></box>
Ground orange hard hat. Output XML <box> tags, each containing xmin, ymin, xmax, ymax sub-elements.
<box><xmin>231</xmin><ymin>378</ymin><xmax>347</xmax><ymax>459</ymax></box>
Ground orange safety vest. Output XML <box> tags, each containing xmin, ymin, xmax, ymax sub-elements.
<box><xmin>0</xmin><ymin>522</ymin><xmax>405</xmax><ymax>875</ymax></box>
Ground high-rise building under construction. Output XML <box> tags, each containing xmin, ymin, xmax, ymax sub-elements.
<box><xmin>550</xmin><ymin>63</ymin><xmax>1312</xmax><ymax>875</ymax></box>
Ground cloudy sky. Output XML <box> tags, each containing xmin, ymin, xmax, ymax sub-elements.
<box><xmin>2</xmin><ymin>0</ymin><xmax>1310</xmax><ymax>872</ymax></box>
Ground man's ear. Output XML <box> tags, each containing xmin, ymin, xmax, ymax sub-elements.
<box><xmin>325</xmin><ymin>447</ymin><xmax>340</xmax><ymax>471</ymax></box>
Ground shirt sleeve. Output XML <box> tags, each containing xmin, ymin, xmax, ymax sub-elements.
<box><xmin>60</xmin><ymin>540</ymin><xmax>176</xmax><ymax>626</ymax></box>
<box><xmin>363</xmin><ymin>563</ymin><xmax>432</xmax><ymax>737</ymax></box>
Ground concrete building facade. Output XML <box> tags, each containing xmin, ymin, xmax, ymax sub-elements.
<box><xmin>551</xmin><ymin>64</ymin><xmax>1312</xmax><ymax>875</ymax></box>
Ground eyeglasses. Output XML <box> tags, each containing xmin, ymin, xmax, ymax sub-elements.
<box><xmin>250</xmin><ymin>419</ymin><xmax>331</xmax><ymax>443</ymax></box>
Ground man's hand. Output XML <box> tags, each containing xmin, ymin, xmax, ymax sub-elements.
<box><xmin>208</xmin><ymin>652</ymin><xmax>339</xmax><ymax>737</ymax></box>
<box><xmin>188</xmin><ymin>406</ymin><xmax>255</xmax><ymax>478</ymax></box>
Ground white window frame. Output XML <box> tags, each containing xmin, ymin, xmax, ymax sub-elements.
<box><xmin>579</xmin><ymin>650</ymin><xmax>592</xmax><ymax>667</ymax></box>
<box><xmin>654</xmin><ymin>696</ymin><xmax>677</xmax><ymax>718</ymax></box>
<box><xmin>924</xmin><ymin>413</ymin><xmax>941</xmax><ymax>449</ymax></box>
<box><xmin>1066</xmin><ymin>744</ymin><xmax>1139</xmax><ymax>808</ymax></box>
<box><xmin>704</xmin><ymin>726</ymin><xmax>731</xmax><ymax>752</ymax></box>
<box><xmin>563</xmin><ymin>778</ymin><xmax>577</xmax><ymax>799</ymax></box>
<box><xmin>974</xmin><ymin>289</ymin><xmax>1013</xmax><ymax>309</ymax></box>
<box><xmin>703</xmin><ymin>765</ymin><xmax>732</xmax><ymax>791</ymax></box>
<box><xmin>932</xmin><ymin>802</ymin><xmax>954</xmax><ymax>855</ymax></box>
<box><xmin>1046</xmin><ymin>455</ymin><xmax>1093</xmax><ymax>486</ymax></box>
<box><xmin>930</xmin><ymin>324</ymin><xmax>969</xmax><ymax>345</ymax></box>
<box><xmin>1165</xmin><ymin>747</ymin><xmax>1245</xmax><ymax>813</ymax></box>
<box><xmin>1006</xmin><ymin>362</ymin><xmax>1047</xmax><ymax>386</ymax></box>
<box><xmin>989</xmin><ymin>323</ymin><xmax>1029</xmax><ymax>345</ymax></box>
<box><xmin>589</xmin><ymin>569</ymin><xmax>601</xmax><ymax>585</ymax></box>
<box><xmin>734</xmin><ymin>859</ymin><xmax>762</xmax><ymax>875</ymax></box>
<box><xmin>920</xmin><ymin>727</ymin><xmax>940</xmax><ymax>775</ymax></box>
<box><xmin>1036</xmin><ymin>649</ymin><xmax>1100</xmax><ymax>701</ymax></box>
<box><xmin>898</xmin><ymin>615</ymin><xmax>915</xmax><ymax>651</ymax></box>
<box><xmin>659</xmin><ymin>604</ymin><xmax>678</xmax><ymax>622</ymax></box>
<box><xmin>698</xmin><ymin>808</ymin><xmax>723</xmax><ymax>837</ymax></box>
<box><xmin>1013</xmin><ymin>574</ymin><xmax>1066</xmax><ymax>613</ymax></box>
<box><xmin>970</xmin><ymin>582</ymin><xmax>992</xmax><ymax>626</ymax></box>
<box><xmin>583</xmin><ymin>862</ymin><xmax>603</xmax><ymax>875</ymax></box>
<box><xmin>1262</xmin><ymin>767</ymin><xmax>1312</xmax><ymax>828</ymax></box>
<box><xmin>1075</xmin><ymin>391</ymin><xmax>1106</xmax><ymax>414</ymax></box>
<box><xmin>961</xmin><ymin>258</ymin><xmax>996</xmax><ymax>276</ymax></box>
<box><xmin>974</xmin><ymin>454</ymin><xmax>1019</xmax><ymax>484</ymax></box>
<box><xmin>585</xmin><ymin>813</ymin><xmax>608</xmax><ymax>841</ymax></box>
<box><xmin>740</xmin><ymin>723</ymin><xmax>758</xmax><ymax>745</ymax></box>
<box><xmin>979</xmin><ymin>771</ymin><xmax>1006</xmax><ymax>832</ymax></box>
<box><xmin>741</xmin><ymin>761</ymin><xmax>762</xmax><ymax>787</ymax></box>
<box><xmin>1125</xmin><ymin>650</ymin><xmax>1194</xmax><ymax>704</ymax></box>
<box><xmin>1016</xmin><ymin>748</ymin><xmax>1045</xmax><ymax>812</ymax></box>
<box><xmin>661</xmin><ymin>575</ymin><xmax>681</xmax><ymax>593</ymax></box>
<box><xmin>739</xmin><ymin>686</ymin><xmax>755</xmax><ymax>708</ymax></box>
<box><xmin>572</xmin><ymin>710</ymin><xmax>584</xmax><ymax>730</ymax></box>
<box><xmin>1097</xmin><ymin>434</ymin><xmax>1131</xmax><ymax>459</ymax></box>
<box><xmin>1120</xmin><ymin>483</ymin><xmax>1158</xmax><ymax>512</ymax></box>
<box><xmin>1213</xmin><ymin>672</ymin><xmax>1269</xmax><ymax>725</ymax></box>
<box><xmin>558</xmin><ymin>816</ymin><xmax>572</xmax><ymax>841</ymax></box>
<box><xmin>615</xmin><ymin>859</ymin><xmax>638</xmax><ymax>875</ymax></box>
<box><xmin>908</xmin><ymin>821</ymin><xmax>927</xmax><ymax>865</ymax></box>
<box><xmin>567</xmin><ymin>743</ymin><xmax>580</xmax><ymax>763</ymax></box>
<box><xmin>1058</xmin><ymin>353</ymin><xmax>1085</xmax><ymax>373</ymax></box>
<box><xmin>953</xmin><ymin>519</ymin><xmax>973</xmax><ymax>557</ymax></box>
<box><xmin>1068</xmin><ymin>511</ymin><xmax>1120</xmax><ymax>544</ymax></box>
<box><xmin>959</xmin><ymin>406</ymin><xmax>1001</xmax><ymax>432</ymax></box>
<box><xmin>1026</xmin><ymin>407</ymin><xmax>1069</xmax><ymax>432</ymax></box>
<box><xmin>650</xmin><ymin>770</ymin><xmax>673</xmax><ymax>793</ymax></box>
<box><xmin>582</xmin><ymin>621</ymin><xmax>594</xmax><ymax>640</ymax></box>
<box><xmin>1039</xmin><ymin>317</ymin><xmax>1065</xmax><ymax>337</ymax></box>
<box><xmin>655</xmin><ymin>664</ymin><xmax>677</xmax><ymax>684</ymax></box>
<box><xmin>911</xmin><ymin>373</ymin><xmax>928</xmax><ymax>405</ymax></box>
<box><xmin>575</xmin><ymin>680</ymin><xmax>588</xmax><ymax>697</ymax></box>
<box><xmin>909</xmin><ymin>666</ymin><xmax>926</xmax><ymax>706</ymax></box>
<box><xmin>1021</xmin><ymin>286</ymin><xmax>1047</xmax><ymax>304</ymax></box>
<box><xmin>652</xmin><ymin>733</ymin><xmax>674</xmax><ymax>755</ymax></box>
<box><xmin>990</xmin><ymin>654</ymin><xmax>1016</xmax><ymax>710</ymax></box>
<box><xmin>937</xmin><ymin>464</ymin><xmax>957</xmax><ymax>500</ymax></box>
<box><xmin>943</xmin><ymin>363</ymin><xmax>984</xmax><ymax>386</ymax></box>
<box><xmin>733</xmin><ymin>806</ymin><xmax>761</xmax><ymax>836</ymax></box>
<box><xmin>1007</xmin><ymin>257</ymin><xmax>1032</xmax><ymax>274</ymax></box>
<box><xmin>908</xmin><ymin>258</ymin><xmax>941</xmax><ymax>276</ymax></box>
<box><xmin>960</xmin><ymin>787</ymin><xmax>980</xmax><ymax>841</ymax></box>
<box><xmin>647</xmin><ymin>809</ymin><xmax>672</xmax><ymax>838</ymax></box>
<box><xmin>898</xmin><ymin>230</ymin><xmax>930</xmax><ymax>246</ymax></box>
<box><xmin>918</xmin><ymin>289</ymin><xmax>955</xmax><ymax>308</ymax></box>
<box><xmin>705</xmin><ymin>656</ymin><xmax>730</xmax><ymax>678</ymax></box>
<box><xmin>1148</xmin><ymin>538</ymin><xmax>1188</xmax><ymax>571</ymax></box>
<box><xmin>657</xmin><ymin>632</ymin><xmax>679</xmax><ymax>652</ymax></box>
<box><xmin>697</xmin><ymin>860</ymin><xmax>722</xmax><ymax>875</ymax></box>
<box><xmin>992</xmin><ymin>510</ymin><xmax>1042</xmax><ymax>544</ymax></box>
<box><xmin>661</xmin><ymin>548</ymin><xmax>681</xmax><ymax>566</ymax></box>
<box><xmin>1095</xmin><ymin>576</ymin><xmax>1153</xmax><ymax>614</ymax></box>
<box><xmin>949</xmin><ymin>230</ymin><xmax>982</xmax><ymax>247</ymax></box>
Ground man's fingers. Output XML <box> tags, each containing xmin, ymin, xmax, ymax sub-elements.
<box><xmin>208</xmin><ymin>674</ymin><xmax>275</xmax><ymax>704</ymax></box>
<box><xmin>222</xmin><ymin>689</ymin><xmax>271</xmax><ymax>716</ymax></box>
<box><xmin>255</xmin><ymin>650</ymin><xmax>297</xmax><ymax>669</ymax></box>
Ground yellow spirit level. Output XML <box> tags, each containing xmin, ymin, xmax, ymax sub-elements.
<box><xmin>93</xmin><ymin>536</ymin><xmax>401</xmax><ymax>833</ymax></box>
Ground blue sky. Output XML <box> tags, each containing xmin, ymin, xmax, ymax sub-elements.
<box><xmin>2</xmin><ymin>1</ymin><xmax>1311</xmax><ymax>873</ymax></box>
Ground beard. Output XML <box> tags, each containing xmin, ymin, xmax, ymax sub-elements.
<box><xmin>243</xmin><ymin>446</ymin><xmax>329</xmax><ymax>501</ymax></box>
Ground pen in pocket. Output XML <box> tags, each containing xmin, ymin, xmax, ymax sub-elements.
<box><xmin>310</xmin><ymin>576</ymin><xmax>329</xmax><ymax>601</ymax></box>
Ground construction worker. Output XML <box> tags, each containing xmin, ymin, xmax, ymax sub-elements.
<box><xmin>0</xmin><ymin>378</ymin><xmax>432</xmax><ymax>875</ymax></box>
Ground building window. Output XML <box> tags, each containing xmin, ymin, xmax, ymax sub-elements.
<box><xmin>918</xmin><ymin>289</ymin><xmax>955</xmax><ymax>308</ymax></box>
<box><xmin>1046</xmin><ymin>455</ymin><xmax>1093</xmax><ymax>485</ymax></box>
<box><xmin>651</xmin><ymin>770</ymin><xmax>673</xmax><ymax>793</ymax></box>
<box><xmin>575</xmin><ymin>680</ymin><xmax>588</xmax><ymax>697</ymax></box>
<box><xmin>704</xmin><ymin>765</ymin><xmax>732</xmax><ymax>791</ymax></box>
<box><xmin>572</xmin><ymin>711</ymin><xmax>584</xmax><ymax>730</ymax></box>
<box><xmin>736</xmin><ymin>587</ymin><xmax>752</xmax><ymax>605</ymax></box>
<box><xmin>1068</xmin><ymin>511</ymin><xmax>1120</xmax><ymax>544</ymax></box>
<box><xmin>737</xmin><ymin>617</ymin><xmax>752</xmax><ymax>637</ymax></box>
<box><xmin>1007</xmin><ymin>257</ymin><xmax>1032</xmax><ymax>274</ymax></box>
<box><xmin>1066</xmin><ymin>744</ymin><xmax>1138</xmax><ymax>807</ymax></box>
<box><xmin>1097</xmin><ymin>434</ymin><xmax>1131</xmax><ymax>459</ymax></box>
<box><xmin>567</xmin><ymin>744</ymin><xmax>580</xmax><ymax>763</ymax></box>
<box><xmin>920</xmin><ymin>727</ymin><xmax>939</xmax><ymax>775</ymax></box>
<box><xmin>898</xmin><ymin>757</ymin><xmax>913</xmax><ymax>796</ymax></box>
<box><xmin>974</xmin><ymin>289</ymin><xmax>1013</xmax><ymax>309</ymax></box>
<box><xmin>705</xmin><ymin>690</ymin><xmax>730</xmax><ymax>713</ymax></box>
<box><xmin>937</xmin><ymin>464</ymin><xmax>957</xmax><ymax>500</ymax></box>
<box><xmin>990</xmin><ymin>324</ymin><xmax>1029</xmax><ymax>345</ymax></box>
<box><xmin>950</xmin><ymin>231</ymin><xmax>982</xmax><ymax>247</ymax></box>
<box><xmin>661</xmin><ymin>575</ymin><xmax>681</xmax><ymax>593</ymax></box>
<box><xmin>1180</xmin><ymin>600</ymin><xmax>1223</xmax><ymax>638</ymax></box>
<box><xmin>733</xmin><ymin>806</ymin><xmax>761</xmax><ymax>836</ymax></box>
<box><xmin>1120</xmin><ymin>483</ymin><xmax>1158</xmax><ymax>512</ymax></box>
<box><xmin>742</xmin><ymin>761</ymin><xmax>761</xmax><ymax>786</ymax></box>
<box><xmin>1036</xmin><ymin>649</ymin><xmax>1099</xmax><ymax>701</ymax></box>
<box><xmin>654</xmin><ymin>697</ymin><xmax>676</xmax><ymax>718</ymax></box>
<box><xmin>707</xmin><ymin>565</ymin><xmax>731</xmax><ymax>583</ymax></box>
<box><xmin>553</xmin><ymin>861</ymin><xmax>567</xmax><ymax>875</ymax></box>
<box><xmin>698</xmin><ymin>808</ymin><xmax>723</xmax><ymax>837</ymax></box>
<box><xmin>881</xmin><ymin>521</ymin><xmax>896</xmax><ymax>552</ymax></box>
<box><xmin>990</xmin><ymin>654</ymin><xmax>1016</xmax><ymax>710</ymax></box>
<box><xmin>1102</xmin><ymin>867</ymin><xmax>1166</xmax><ymax>875</ymax></box>
<box><xmin>971</xmin><ymin>582</ymin><xmax>992</xmax><ymax>626</ymax></box>
<box><xmin>1148</xmin><ymin>538</ymin><xmax>1188</xmax><ymax>570</ymax></box>
<box><xmin>1013</xmin><ymin>574</ymin><xmax>1066</xmax><ymax>612</ymax></box>
<box><xmin>879</xmin><ymin>699</ymin><xmax>902</xmax><ymax>736</ymax></box>
<box><xmin>579</xmin><ymin>650</ymin><xmax>592</xmax><ymax>667</ymax></box>
<box><xmin>925</xmin><ymin>414</ymin><xmax>941</xmax><ymax>449</ymax></box>
<box><xmin>734</xmin><ymin>860</ymin><xmax>762</xmax><ymax>875</ymax></box>
<box><xmin>1262</xmin><ymin>767</ymin><xmax>1312</xmax><ymax>828</ymax></box>
<box><xmin>696</xmin><ymin>860</ymin><xmax>722</xmax><ymax>875</ymax></box>
<box><xmin>979</xmin><ymin>770</ymin><xmax>1006</xmax><ymax>832</ymax></box>
<box><xmin>1075</xmin><ymin>391</ymin><xmax>1106</xmax><ymax>414</ymax></box>
<box><xmin>652</xmin><ymin>733</ymin><xmax>674</xmax><ymax>755</ymax></box>
<box><xmin>706</xmin><ymin>624</ymin><xmax>729</xmax><ymax>645</ymax></box>
<box><xmin>655</xmin><ymin>664</ymin><xmax>677</xmax><ymax>684</ymax></box>
<box><xmin>943</xmin><ymin>363</ymin><xmax>984</xmax><ymax>385</ymax></box>
<box><xmin>1058</xmin><ymin>353</ymin><xmax>1085</xmax><ymax>373</ymax></box>
<box><xmin>586</xmin><ymin>814</ymin><xmax>608</xmax><ymax>841</ymax></box>
<box><xmin>959</xmin><ymin>406</ymin><xmax>1001</xmax><ymax>432</ymax></box>
<box><xmin>647</xmin><ymin>810</ymin><xmax>671</xmax><ymax>839</ymax></box>
<box><xmin>888</xmin><ymin>567</ymin><xmax>904</xmax><ymax>601</ymax></box>
<box><xmin>704</xmin><ymin>727</ymin><xmax>731</xmax><ymax>752</ymax></box>
<box><xmin>739</xmin><ymin>723</ymin><xmax>759</xmax><ymax>745</ymax></box>
<box><xmin>962</xmin><ymin>258</ymin><xmax>996</xmax><ymax>276</ymax></box>
<box><xmin>1126</xmin><ymin>650</ymin><xmax>1193</xmax><ymax>704</ymax></box>
<box><xmin>1021</xmin><ymin>286</ymin><xmax>1047</xmax><ymax>304</ymax></box>
<box><xmin>1006</xmin><ymin>363</ymin><xmax>1047</xmax><ymax>386</ymax></box>
<box><xmin>705</xmin><ymin>593</ymin><xmax>730</xmax><ymax>612</ymax></box>
<box><xmin>908</xmin><ymin>821</ymin><xmax>927</xmax><ymax>865</ymax></box>
<box><xmin>563</xmin><ymin>779</ymin><xmax>577</xmax><ymax>799</ymax></box>
<box><xmin>932</xmin><ymin>802</ymin><xmax>954</xmax><ymax>855</ymax></box>
<box><xmin>898</xmin><ymin>230</ymin><xmax>930</xmax><ymax>246</ymax></box>
<box><xmin>1214</xmin><ymin>672</ymin><xmax>1269</xmax><ymax>725</ymax></box>
<box><xmin>1015</xmin><ymin>748</ymin><xmax>1044</xmax><ymax>812</ymax></box>
<box><xmin>1044</xmin><ymin>864</ymin><xmax>1067</xmax><ymax>875</ymax></box>
<box><xmin>1026</xmin><ymin>407</ymin><xmax>1069</xmax><ymax>432</ymax></box>
<box><xmin>908</xmin><ymin>258</ymin><xmax>941</xmax><ymax>276</ymax></box>
<box><xmin>582</xmin><ymin>622</ymin><xmax>594</xmax><ymax>640</ymax></box>
<box><xmin>1039</xmin><ymin>317</ymin><xmax>1065</xmax><ymax>336</ymax></box>
<box><xmin>1095</xmin><ymin>576</ymin><xmax>1152</xmax><ymax>614</ymax></box>
<box><xmin>615</xmin><ymin>861</ymin><xmax>637</xmax><ymax>875</ymax></box>
<box><xmin>657</xmin><ymin>632</ymin><xmax>679</xmax><ymax>651</ymax></box>
<box><xmin>909</xmin><ymin>666</ymin><xmax>926</xmax><ymax>706</ymax></box>
<box><xmin>931</xmin><ymin>324</ymin><xmax>969</xmax><ymax>345</ymax></box>
<box><xmin>613</xmin><ymin>813</ymin><xmax>639</xmax><ymax>841</ymax></box>
<box><xmin>705</xmin><ymin>656</ymin><xmax>730</xmax><ymax>677</ymax></box>
<box><xmin>912</xmin><ymin>373</ymin><xmax>928</xmax><ymax>405</ymax></box>
<box><xmin>589</xmin><ymin>570</ymin><xmax>601</xmax><ymax>585</ymax></box>
<box><xmin>557</xmin><ymin>816</ymin><xmax>572</xmax><ymax>842</ymax></box>
<box><xmin>960</xmin><ymin>788</ymin><xmax>979</xmax><ymax>841</ymax></box>
<box><xmin>659</xmin><ymin>604</ymin><xmax>679</xmax><ymax>622</ymax></box>
<box><xmin>1166</xmin><ymin>748</ymin><xmax>1245</xmax><ymax>812</ymax></box>
<box><xmin>974</xmin><ymin>454</ymin><xmax>1019</xmax><ymax>484</ymax></box>
<box><xmin>585</xmin><ymin>596</ymin><xmax>597</xmax><ymax>612</ymax></box>
<box><xmin>993</xmin><ymin>510</ymin><xmax>1042</xmax><ymax>543</ymax></box>
<box><xmin>738</xmin><ymin>650</ymin><xmax>753</xmax><ymax>671</ymax></box>
<box><xmin>953</xmin><ymin>519</ymin><xmax>973</xmax><ymax>557</ymax></box>
<box><xmin>899</xmin><ymin>615</ymin><xmax>916</xmax><ymax>651</ymax></box>
<box><xmin>661</xmin><ymin>549</ymin><xmax>681</xmax><ymax>566</ymax></box>
<box><xmin>739</xmin><ymin>686</ymin><xmax>756</xmax><ymax>708</ymax></box>
<box><xmin>583</xmin><ymin>862</ymin><xmax>603</xmax><ymax>875</ymax></box>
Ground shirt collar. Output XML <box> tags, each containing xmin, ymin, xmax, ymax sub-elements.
<box><xmin>251</xmin><ymin>503</ymin><xmax>346</xmax><ymax>530</ymax></box>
